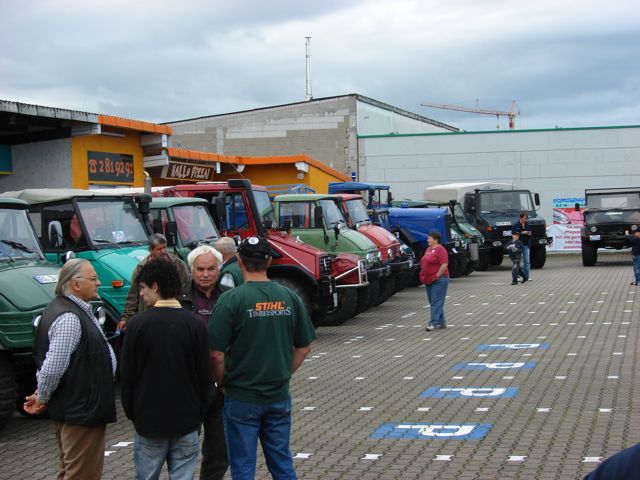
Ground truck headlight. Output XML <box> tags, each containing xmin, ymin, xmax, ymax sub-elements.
<box><xmin>632</xmin><ymin>225</ymin><xmax>638</xmax><ymax>231</ymax></box>
<box><xmin>366</xmin><ymin>252</ymin><xmax>375</xmax><ymax>263</ymax></box>
<box><xmin>590</xmin><ymin>226</ymin><xmax>597</xmax><ymax>233</ymax></box>
<box><xmin>387</xmin><ymin>248</ymin><xmax>393</xmax><ymax>258</ymax></box>
<box><xmin>493</xmin><ymin>241</ymin><xmax>502</xmax><ymax>247</ymax></box>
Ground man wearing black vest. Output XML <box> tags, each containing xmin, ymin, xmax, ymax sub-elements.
<box><xmin>25</xmin><ymin>258</ymin><xmax>117</xmax><ymax>480</ymax></box>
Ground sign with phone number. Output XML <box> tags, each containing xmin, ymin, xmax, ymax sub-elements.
<box><xmin>88</xmin><ymin>151</ymin><xmax>134</xmax><ymax>184</ymax></box>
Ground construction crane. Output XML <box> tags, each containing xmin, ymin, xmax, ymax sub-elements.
<box><xmin>421</xmin><ymin>100</ymin><xmax>520</xmax><ymax>129</ymax></box>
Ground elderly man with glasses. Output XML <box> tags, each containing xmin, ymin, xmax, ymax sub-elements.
<box><xmin>25</xmin><ymin>258</ymin><xmax>117</xmax><ymax>480</ymax></box>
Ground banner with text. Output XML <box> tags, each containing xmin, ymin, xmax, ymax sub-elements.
<box><xmin>546</xmin><ymin>197</ymin><xmax>585</xmax><ymax>251</ymax></box>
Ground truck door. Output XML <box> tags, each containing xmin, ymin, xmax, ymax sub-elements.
<box><xmin>221</xmin><ymin>192</ymin><xmax>253</xmax><ymax>238</ymax></box>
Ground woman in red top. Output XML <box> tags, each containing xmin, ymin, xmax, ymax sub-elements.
<box><xmin>419</xmin><ymin>231</ymin><xmax>449</xmax><ymax>331</ymax></box>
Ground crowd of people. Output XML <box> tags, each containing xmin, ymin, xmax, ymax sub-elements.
<box><xmin>26</xmin><ymin>233</ymin><xmax>315</xmax><ymax>480</ymax></box>
<box><xmin>24</xmin><ymin>218</ymin><xmax>640</xmax><ymax>479</ymax></box>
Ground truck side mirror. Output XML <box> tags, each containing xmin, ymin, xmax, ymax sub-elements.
<box><xmin>283</xmin><ymin>219</ymin><xmax>292</xmax><ymax>231</ymax></box>
<box><xmin>448</xmin><ymin>199</ymin><xmax>456</xmax><ymax>211</ymax></box>
<box><xmin>333</xmin><ymin>224</ymin><xmax>340</xmax><ymax>241</ymax></box>
<box><xmin>152</xmin><ymin>218</ymin><xmax>163</xmax><ymax>234</ymax></box>
<box><xmin>534</xmin><ymin>193</ymin><xmax>540</xmax><ymax>206</ymax></box>
<box><xmin>314</xmin><ymin>205</ymin><xmax>324</xmax><ymax>228</ymax></box>
<box><xmin>263</xmin><ymin>219</ymin><xmax>274</xmax><ymax>230</ymax></box>
<box><xmin>387</xmin><ymin>191</ymin><xmax>393</xmax><ymax>205</ymax></box>
<box><xmin>48</xmin><ymin>221</ymin><xmax>64</xmax><ymax>248</ymax></box>
<box><xmin>214</xmin><ymin>197</ymin><xmax>226</xmax><ymax>222</ymax></box>
<box><xmin>165</xmin><ymin>221</ymin><xmax>178</xmax><ymax>247</ymax></box>
<box><xmin>575</xmin><ymin>203</ymin><xmax>581</xmax><ymax>211</ymax></box>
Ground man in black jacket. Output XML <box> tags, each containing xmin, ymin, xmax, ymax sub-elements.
<box><xmin>25</xmin><ymin>258</ymin><xmax>117</xmax><ymax>480</ymax></box>
<box><xmin>181</xmin><ymin>245</ymin><xmax>229</xmax><ymax>480</ymax></box>
<box><xmin>120</xmin><ymin>257</ymin><xmax>211</xmax><ymax>479</ymax></box>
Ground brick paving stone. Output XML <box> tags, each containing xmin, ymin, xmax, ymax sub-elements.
<box><xmin>0</xmin><ymin>253</ymin><xmax>638</xmax><ymax>479</ymax></box>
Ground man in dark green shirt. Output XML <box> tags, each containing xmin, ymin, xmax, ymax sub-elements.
<box><xmin>209</xmin><ymin>236</ymin><xmax>315</xmax><ymax>480</ymax></box>
<box><xmin>215</xmin><ymin>237</ymin><xmax>244</xmax><ymax>290</ymax></box>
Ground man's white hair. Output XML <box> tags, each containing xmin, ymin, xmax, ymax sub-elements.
<box><xmin>187</xmin><ymin>245</ymin><xmax>222</xmax><ymax>269</ymax></box>
<box><xmin>215</xmin><ymin>237</ymin><xmax>237</xmax><ymax>257</ymax></box>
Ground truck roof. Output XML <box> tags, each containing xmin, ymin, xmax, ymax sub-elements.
<box><xmin>164</xmin><ymin>183</ymin><xmax>268</xmax><ymax>193</ymax></box>
<box><xmin>273</xmin><ymin>193</ymin><xmax>330</xmax><ymax>202</ymax></box>
<box><xmin>150</xmin><ymin>197</ymin><xmax>210</xmax><ymax>208</ymax></box>
<box><xmin>0</xmin><ymin>188</ymin><xmax>128</xmax><ymax>204</ymax></box>
<box><xmin>423</xmin><ymin>182</ymin><xmax>515</xmax><ymax>203</ymax></box>
<box><xmin>328</xmin><ymin>182</ymin><xmax>390</xmax><ymax>192</ymax></box>
<box><xmin>0</xmin><ymin>198</ymin><xmax>29</xmax><ymax>208</ymax></box>
<box><xmin>585</xmin><ymin>187</ymin><xmax>640</xmax><ymax>195</ymax></box>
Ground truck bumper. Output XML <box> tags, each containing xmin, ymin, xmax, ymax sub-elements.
<box><xmin>367</xmin><ymin>264</ymin><xmax>391</xmax><ymax>280</ymax></box>
<box><xmin>389</xmin><ymin>257</ymin><xmax>413</xmax><ymax>273</ymax></box>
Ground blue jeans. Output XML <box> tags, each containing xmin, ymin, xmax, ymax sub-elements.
<box><xmin>633</xmin><ymin>255</ymin><xmax>640</xmax><ymax>283</ymax></box>
<box><xmin>521</xmin><ymin>245</ymin><xmax>530</xmax><ymax>278</ymax></box>
<box><xmin>425</xmin><ymin>276</ymin><xmax>448</xmax><ymax>326</ymax></box>
<box><xmin>511</xmin><ymin>258</ymin><xmax>524</xmax><ymax>283</ymax></box>
<box><xmin>133</xmin><ymin>430</ymin><xmax>199</xmax><ymax>480</ymax></box>
<box><xmin>223</xmin><ymin>396</ymin><xmax>296</xmax><ymax>480</ymax></box>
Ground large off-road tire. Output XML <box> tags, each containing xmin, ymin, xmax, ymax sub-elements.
<box><xmin>463</xmin><ymin>262</ymin><xmax>474</xmax><ymax>276</ymax></box>
<box><xmin>271</xmin><ymin>277</ymin><xmax>316</xmax><ymax>327</ymax></box>
<box><xmin>489</xmin><ymin>250</ymin><xmax>504</xmax><ymax>266</ymax></box>
<box><xmin>476</xmin><ymin>253</ymin><xmax>490</xmax><ymax>271</ymax></box>
<box><xmin>0</xmin><ymin>354</ymin><xmax>17</xmax><ymax>432</ymax></box>
<box><xmin>355</xmin><ymin>286</ymin><xmax>370</xmax><ymax>315</ymax></box>
<box><xmin>367</xmin><ymin>278</ymin><xmax>382</xmax><ymax>307</ymax></box>
<box><xmin>408</xmin><ymin>269</ymin><xmax>422</xmax><ymax>287</ymax></box>
<box><xmin>530</xmin><ymin>245</ymin><xmax>547</xmax><ymax>269</ymax></box>
<box><xmin>581</xmin><ymin>242</ymin><xmax>598</xmax><ymax>267</ymax></box>
<box><xmin>321</xmin><ymin>288</ymin><xmax>358</xmax><ymax>326</ymax></box>
<box><xmin>371</xmin><ymin>277</ymin><xmax>393</xmax><ymax>306</ymax></box>
<box><xmin>382</xmin><ymin>276</ymin><xmax>396</xmax><ymax>299</ymax></box>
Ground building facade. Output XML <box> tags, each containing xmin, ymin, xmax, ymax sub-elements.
<box><xmin>167</xmin><ymin>94</ymin><xmax>457</xmax><ymax>179</ymax></box>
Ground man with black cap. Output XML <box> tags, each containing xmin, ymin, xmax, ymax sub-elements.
<box><xmin>209</xmin><ymin>236</ymin><xmax>316</xmax><ymax>480</ymax></box>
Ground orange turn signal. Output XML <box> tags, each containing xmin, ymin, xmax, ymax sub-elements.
<box><xmin>484</xmin><ymin>226</ymin><xmax>492</xmax><ymax>232</ymax></box>
<box><xmin>112</xmin><ymin>280</ymin><xmax>125</xmax><ymax>288</ymax></box>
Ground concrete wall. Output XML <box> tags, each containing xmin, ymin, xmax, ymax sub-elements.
<box><xmin>169</xmin><ymin>97</ymin><xmax>357</xmax><ymax>176</ymax></box>
<box><xmin>0</xmin><ymin>138</ymin><xmax>72</xmax><ymax>191</ymax></box>
<box><xmin>359</xmin><ymin>126</ymin><xmax>640</xmax><ymax>223</ymax></box>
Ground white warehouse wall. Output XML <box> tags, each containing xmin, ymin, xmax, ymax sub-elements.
<box><xmin>358</xmin><ymin>126</ymin><xmax>640</xmax><ymax>223</ymax></box>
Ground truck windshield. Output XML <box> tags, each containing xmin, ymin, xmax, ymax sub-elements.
<box><xmin>173</xmin><ymin>205</ymin><xmax>218</xmax><ymax>245</ymax></box>
<box><xmin>0</xmin><ymin>208</ymin><xmax>44</xmax><ymax>261</ymax></box>
<box><xmin>76</xmin><ymin>200</ymin><xmax>148</xmax><ymax>247</ymax></box>
<box><xmin>345</xmin><ymin>199</ymin><xmax>371</xmax><ymax>225</ymax></box>
<box><xmin>453</xmin><ymin>203</ymin><xmax>471</xmax><ymax>224</ymax></box>
<box><xmin>479</xmin><ymin>191</ymin><xmax>534</xmax><ymax>213</ymax></box>
<box><xmin>320</xmin><ymin>199</ymin><xmax>347</xmax><ymax>228</ymax></box>
<box><xmin>253</xmin><ymin>190</ymin><xmax>277</xmax><ymax>226</ymax></box>
<box><xmin>586</xmin><ymin>192</ymin><xmax>640</xmax><ymax>209</ymax></box>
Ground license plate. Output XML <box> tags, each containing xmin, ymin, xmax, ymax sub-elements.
<box><xmin>503</xmin><ymin>230</ymin><xmax>512</xmax><ymax>237</ymax></box>
<box><xmin>589</xmin><ymin>235</ymin><xmax>601</xmax><ymax>241</ymax></box>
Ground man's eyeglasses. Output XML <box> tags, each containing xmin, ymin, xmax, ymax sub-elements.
<box><xmin>75</xmin><ymin>276</ymin><xmax>100</xmax><ymax>283</ymax></box>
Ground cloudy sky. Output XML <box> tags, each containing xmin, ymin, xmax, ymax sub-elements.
<box><xmin>1</xmin><ymin>0</ymin><xmax>638</xmax><ymax>131</ymax></box>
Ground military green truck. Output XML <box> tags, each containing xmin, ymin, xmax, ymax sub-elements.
<box><xmin>272</xmin><ymin>193</ymin><xmax>390</xmax><ymax>325</ymax></box>
<box><xmin>0</xmin><ymin>198</ymin><xmax>60</xmax><ymax>431</ymax></box>
<box><xmin>6</xmin><ymin>189</ymin><xmax>151</xmax><ymax>331</ymax></box>
<box><xmin>576</xmin><ymin>187</ymin><xmax>640</xmax><ymax>266</ymax></box>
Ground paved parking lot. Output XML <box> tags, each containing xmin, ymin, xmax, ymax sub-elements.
<box><xmin>0</xmin><ymin>253</ymin><xmax>638</xmax><ymax>479</ymax></box>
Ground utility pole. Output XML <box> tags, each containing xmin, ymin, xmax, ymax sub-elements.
<box><xmin>305</xmin><ymin>37</ymin><xmax>313</xmax><ymax>101</ymax></box>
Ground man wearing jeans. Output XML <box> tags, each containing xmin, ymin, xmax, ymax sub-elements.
<box><xmin>512</xmin><ymin>213</ymin><xmax>531</xmax><ymax>281</ymax></box>
<box><xmin>209</xmin><ymin>236</ymin><xmax>316</xmax><ymax>479</ymax></box>
<box><xmin>121</xmin><ymin>257</ymin><xmax>211</xmax><ymax>480</ymax></box>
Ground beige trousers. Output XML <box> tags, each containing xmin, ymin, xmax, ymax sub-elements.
<box><xmin>53</xmin><ymin>421</ymin><xmax>106</xmax><ymax>480</ymax></box>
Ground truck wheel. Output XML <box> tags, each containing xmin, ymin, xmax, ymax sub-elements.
<box><xmin>581</xmin><ymin>242</ymin><xmax>598</xmax><ymax>267</ymax></box>
<box><xmin>448</xmin><ymin>255</ymin><xmax>460</xmax><ymax>278</ymax></box>
<box><xmin>463</xmin><ymin>262</ymin><xmax>474</xmax><ymax>275</ymax></box>
<box><xmin>490</xmin><ymin>250</ymin><xmax>504</xmax><ymax>266</ymax></box>
<box><xmin>372</xmin><ymin>278</ymin><xmax>393</xmax><ymax>306</ymax></box>
<box><xmin>271</xmin><ymin>277</ymin><xmax>316</xmax><ymax>327</ymax></box>
<box><xmin>476</xmin><ymin>253</ymin><xmax>490</xmax><ymax>271</ymax></box>
<box><xmin>383</xmin><ymin>276</ymin><xmax>396</xmax><ymax>299</ymax></box>
<box><xmin>355</xmin><ymin>286</ymin><xmax>370</xmax><ymax>314</ymax></box>
<box><xmin>0</xmin><ymin>354</ymin><xmax>16</xmax><ymax>432</ymax></box>
<box><xmin>408</xmin><ymin>269</ymin><xmax>422</xmax><ymax>287</ymax></box>
<box><xmin>321</xmin><ymin>288</ymin><xmax>358</xmax><ymax>326</ymax></box>
<box><xmin>367</xmin><ymin>279</ymin><xmax>382</xmax><ymax>307</ymax></box>
<box><xmin>530</xmin><ymin>246</ymin><xmax>547</xmax><ymax>269</ymax></box>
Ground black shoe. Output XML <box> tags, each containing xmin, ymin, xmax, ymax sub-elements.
<box><xmin>435</xmin><ymin>324</ymin><xmax>447</xmax><ymax>329</ymax></box>
<box><xmin>521</xmin><ymin>278</ymin><xmax>528</xmax><ymax>284</ymax></box>
<box><xmin>511</xmin><ymin>281</ymin><xmax>518</xmax><ymax>285</ymax></box>
<box><xmin>632</xmin><ymin>282</ymin><xmax>639</xmax><ymax>286</ymax></box>
<box><xmin>426</xmin><ymin>324</ymin><xmax>435</xmax><ymax>331</ymax></box>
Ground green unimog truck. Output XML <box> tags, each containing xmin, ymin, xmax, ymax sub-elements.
<box><xmin>0</xmin><ymin>198</ymin><xmax>60</xmax><ymax>431</ymax></box>
<box><xmin>272</xmin><ymin>193</ymin><xmax>390</xmax><ymax>325</ymax></box>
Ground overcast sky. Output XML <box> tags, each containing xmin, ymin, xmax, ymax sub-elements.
<box><xmin>1</xmin><ymin>0</ymin><xmax>638</xmax><ymax>131</ymax></box>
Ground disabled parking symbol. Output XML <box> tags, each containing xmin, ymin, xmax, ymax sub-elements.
<box><xmin>477</xmin><ymin>343</ymin><xmax>550</xmax><ymax>351</ymax></box>
<box><xmin>452</xmin><ymin>361</ymin><xmax>537</xmax><ymax>371</ymax></box>
<box><xmin>371</xmin><ymin>423</ymin><xmax>492</xmax><ymax>439</ymax></box>
<box><xmin>420</xmin><ymin>387</ymin><xmax>518</xmax><ymax>398</ymax></box>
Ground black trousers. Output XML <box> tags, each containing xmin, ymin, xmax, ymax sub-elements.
<box><xmin>200</xmin><ymin>388</ymin><xmax>229</xmax><ymax>480</ymax></box>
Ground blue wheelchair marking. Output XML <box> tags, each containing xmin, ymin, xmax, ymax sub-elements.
<box><xmin>477</xmin><ymin>342</ymin><xmax>550</xmax><ymax>351</ymax></box>
<box><xmin>452</xmin><ymin>361</ymin><xmax>537</xmax><ymax>371</ymax></box>
<box><xmin>420</xmin><ymin>386</ymin><xmax>519</xmax><ymax>398</ymax></box>
<box><xmin>370</xmin><ymin>423</ymin><xmax>492</xmax><ymax>439</ymax></box>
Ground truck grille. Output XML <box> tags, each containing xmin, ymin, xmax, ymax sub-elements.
<box><xmin>319</xmin><ymin>255</ymin><xmax>332</xmax><ymax>277</ymax></box>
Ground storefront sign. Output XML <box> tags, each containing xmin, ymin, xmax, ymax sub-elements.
<box><xmin>371</xmin><ymin>423</ymin><xmax>492</xmax><ymax>439</ymax></box>
<box><xmin>88</xmin><ymin>151</ymin><xmax>134</xmax><ymax>184</ymax></box>
<box><xmin>162</xmin><ymin>161</ymin><xmax>215</xmax><ymax>182</ymax></box>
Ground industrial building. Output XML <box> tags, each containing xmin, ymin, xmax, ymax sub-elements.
<box><xmin>167</xmin><ymin>94</ymin><xmax>458</xmax><ymax>179</ymax></box>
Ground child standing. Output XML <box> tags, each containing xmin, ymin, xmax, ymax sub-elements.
<box><xmin>624</xmin><ymin>228</ymin><xmax>640</xmax><ymax>285</ymax></box>
<box><xmin>506</xmin><ymin>232</ymin><xmax>526</xmax><ymax>285</ymax></box>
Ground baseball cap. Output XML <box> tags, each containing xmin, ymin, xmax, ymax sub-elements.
<box><xmin>238</xmin><ymin>236</ymin><xmax>271</xmax><ymax>259</ymax></box>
